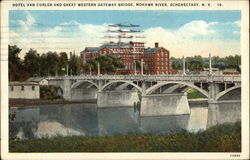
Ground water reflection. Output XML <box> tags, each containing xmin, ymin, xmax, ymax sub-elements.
<box><xmin>97</xmin><ymin>107</ymin><xmax>140</xmax><ymax>136</ymax></box>
<box><xmin>10</xmin><ymin>103</ymin><xmax>208</xmax><ymax>140</ymax></box>
<box><xmin>140</xmin><ymin>115</ymin><xmax>190</xmax><ymax>135</ymax></box>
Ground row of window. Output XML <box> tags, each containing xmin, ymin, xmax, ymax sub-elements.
<box><xmin>10</xmin><ymin>86</ymin><xmax>36</xmax><ymax>91</ymax></box>
<box><xmin>133</xmin><ymin>43</ymin><xmax>144</xmax><ymax>47</ymax></box>
<box><xmin>111</xmin><ymin>48</ymin><xmax>132</xmax><ymax>52</ymax></box>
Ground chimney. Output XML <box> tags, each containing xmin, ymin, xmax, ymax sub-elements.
<box><xmin>155</xmin><ymin>42</ymin><xmax>159</xmax><ymax>48</ymax></box>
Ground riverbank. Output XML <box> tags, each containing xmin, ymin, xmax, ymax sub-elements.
<box><xmin>10</xmin><ymin>122</ymin><xmax>241</xmax><ymax>152</ymax></box>
<box><xmin>9</xmin><ymin>99</ymin><xmax>96</xmax><ymax>108</ymax></box>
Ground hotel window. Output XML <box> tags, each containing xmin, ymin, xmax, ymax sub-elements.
<box><xmin>32</xmin><ymin>86</ymin><xmax>35</xmax><ymax>91</ymax></box>
<box><xmin>21</xmin><ymin>86</ymin><xmax>24</xmax><ymax>91</ymax></box>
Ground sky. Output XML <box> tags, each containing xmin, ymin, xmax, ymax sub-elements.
<box><xmin>9</xmin><ymin>10</ymin><xmax>241</xmax><ymax>58</ymax></box>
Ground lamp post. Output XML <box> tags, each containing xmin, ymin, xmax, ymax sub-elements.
<box><xmin>66</xmin><ymin>64</ymin><xmax>69</xmax><ymax>76</ymax></box>
<box><xmin>141</xmin><ymin>59</ymin><xmax>144</xmax><ymax>75</ymax></box>
<box><xmin>182</xmin><ymin>56</ymin><xmax>186</xmax><ymax>75</ymax></box>
<box><xmin>134</xmin><ymin>60</ymin><xmax>137</xmax><ymax>75</ymax></box>
<box><xmin>209</xmin><ymin>53</ymin><xmax>212</xmax><ymax>75</ymax></box>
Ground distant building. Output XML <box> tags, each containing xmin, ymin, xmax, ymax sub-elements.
<box><xmin>9</xmin><ymin>82</ymin><xmax>40</xmax><ymax>99</ymax></box>
<box><xmin>27</xmin><ymin>77</ymin><xmax>48</xmax><ymax>85</ymax></box>
<box><xmin>80</xmin><ymin>41</ymin><xmax>170</xmax><ymax>74</ymax></box>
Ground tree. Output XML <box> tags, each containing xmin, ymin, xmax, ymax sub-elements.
<box><xmin>69</xmin><ymin>54</ymin><xmax>80</xmax><ymax>75</ymax></box>
<box><xmin>58</xmin><ymin>52</ymin><xmax>68</xmax><ymax>76</ymax></box>
<box><xmin>224</xmin><ymin>55</ymin><xmax>241</xmax><ymax>68</ymax></box>
<box><xmin>9</xmin><ymin>45</ymin><xmax>21</xmax><ymax>66</ymax></box>
<box><xmin>203</xmin><ymin>63</ymin><xmax>209</xmax><ymax>69</ymax></box>
<box><xmin>135</xmin><ymin>60</ymin><xmax>145</xmax><ymax>71</ymax></box>
<box><xmin>171</xmin><ymin>60</ymin><xmax>182</xmax><ymax>70</ymax></box>
<box><xmin>186</xmin><ymin>55</ymin><xmax>203</xmax><ymax>71</ymax></box>
<box><xmin>39</xmin><ymin>53</ymin><xmax>49</xmax><ymax>76</ymax></box>
<box><xmin>24</xmin><ymin>49</ymin><xmax>41</xmax><ymax>77</ymax></box>
<box><xmin>8</xmin><ymin>45</ymin><xmax>30</xmax><ymax>81</ymax></box>
<box><xmin>84</xmin><ymin>55</ymin><xmax>124</xmax><ymax>74</ymax></box>
<box><xmin>46</xmin><ymin>51</ymin><xmax>59</xmax><ymax>76</ymax></box>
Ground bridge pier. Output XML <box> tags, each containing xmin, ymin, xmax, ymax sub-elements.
<box><xmin>207</xmin><ymin>100</ymin><xmax>241</xmax><ymax>128</ymax></box>
<box><xmin>140</xmin><ymin>93</ymin><xmax>190</xmax><ymax>116</ymax></box>
<box><xmin>62</xmin><ymin>79</ymin><xmax>72</xmax><ymax>100</ymax></box>
<box><xmin>47</xmin><ymin>75</ymin><xmax>241</xmax><ymax>126</ymax></box>
<box><xmin>207</xmin><ymin>82</ymin><xmax>241</xmax><ymax>128</ymax></box>
<box><xmin>97</xmin><ymin>90</ymin><xmax>140</xmax><ymax>108</ymax></box>
<box><xmin>71</xmin><ymin>87</ymin><xmax>97</xmax><ymax>101</ymax></box>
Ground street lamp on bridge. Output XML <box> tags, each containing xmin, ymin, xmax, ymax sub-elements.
<box><xmin>182</xmin><ymin>56</ymin><xmax>186</xmax><ymax>75</ymax></box>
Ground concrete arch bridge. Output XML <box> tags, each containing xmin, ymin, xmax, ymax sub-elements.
<box><xmin>47</xmin><ymin>74</ymin><xmax>241</xmax><ymax>128</ymax></box>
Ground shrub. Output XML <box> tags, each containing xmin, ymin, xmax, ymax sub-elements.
<box><xmin>9</xmin><ymin>122</ymin><xmax>241</xmax><ymax>152</ymax></box>
<box><xmin>40</xmin><ymin>85</ymin><xmax>62</xmax><ymax>100</ymax></box>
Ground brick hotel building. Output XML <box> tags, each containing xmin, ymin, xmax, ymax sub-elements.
<box><xmin>80</xmin><ymin>41</ymin><xmax>170</xmax><ymax>74</ymax></box>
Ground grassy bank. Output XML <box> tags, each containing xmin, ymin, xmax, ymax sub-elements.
<box><xmin>10</xmin><ymin>122</ymin><xmax>241</xmax><ymax>152</ymax></box>
<box><xmin>187</xmin><ymin>88</ymin><xmax>207</xmax><ymax>99</ymax></box>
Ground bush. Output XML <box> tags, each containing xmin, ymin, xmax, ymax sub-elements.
<box><xmin>40</xmin><ymin>85</ymin><xmax>62</xmax><ymax>100</ymax></box>
<box><xmin>9</xmin><ymin>122</ymin><xmax>241</xmax><ymax>152</ymax></box>
<box><xmin>187</xmin><ymin>88</ymin><xmax>207</xmax><ymax>99</ymax></box>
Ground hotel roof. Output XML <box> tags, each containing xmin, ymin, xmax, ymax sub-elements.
<box><xmin>82</xmin><ymin>42</ymin><xmax>167</xmax><ymax>54</ymax></box>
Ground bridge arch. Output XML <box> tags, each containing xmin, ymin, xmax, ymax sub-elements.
<box><xmin>71</xmin><ymin>80</ymin><xmax>98</xmax><ymax>89</ymax></box>
<box><xmin>145</xmin><ymin>81</ymin><xmax>209</xmax><ymax>97</ymax></box>
<box><xmin>216</xmin><ymin>85</ymin><xmax>241</xmax><ymax>100</ymax></box>
<box><xmin>101</xmin><ymin>80</ymin><xmax>142</xmax><ymax>93</ymax></box>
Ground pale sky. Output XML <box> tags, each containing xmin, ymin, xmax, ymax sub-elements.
<box><xmin>9</xmin><ymin>10</ymin><xmax>241</xmax><ymax>58</ymax></box>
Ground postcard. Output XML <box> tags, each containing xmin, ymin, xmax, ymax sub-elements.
<box><xmin>1</xmin><ymin>0</ymin><xmax>249</xmax><ymax>159</ymax></box>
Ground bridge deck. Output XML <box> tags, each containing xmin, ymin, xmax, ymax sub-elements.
<box><xmin>47</xmin><ymin>74</ymin><xmax>241</xmax><ymax>83</ymax></box>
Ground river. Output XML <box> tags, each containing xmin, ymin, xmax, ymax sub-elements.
<box><xmin>10</xmin><ymin>102</ymin><xmax>208</xmax><ymax>140</ymax></box>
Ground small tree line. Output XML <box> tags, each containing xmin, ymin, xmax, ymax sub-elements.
<box><xmin>9</xmin><ymin>45</ymin><xmax>80</xmax><ymax>81</ymax></box>
<box><xmin>83</xmin><ymin>55</ymin><xmax>124</xmax><ymax>74</ymax></box>
<box><xmin>171</xmin><ymin>55</ymin><xmax>241</xmax><ymax>72</ymax></box>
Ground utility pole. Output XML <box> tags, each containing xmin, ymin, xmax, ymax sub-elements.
<box><xmin>182</xmin><ymin>56</ymin><xmax>186</xmax><ymax>75</ymax></box>
<box><xmin>134</xmin><ymin>60</ymin><xmax>137</xmax><ymax>75</ymax></box>
<box><xmin>141</xmin><ymin>59</ymin><xmax>144</xmax><ymax>75</ymax></box>
<box><xmin>209</xmin><ymin>53</ymin><xmax>212</xmax><ymax>75</ymax></box>
<box><xmin>66</xmin><ymin>64</ymin><xmax>69</xmax><ymax>76</ymax></box>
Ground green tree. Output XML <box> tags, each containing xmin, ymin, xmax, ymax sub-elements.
<box><xmin>84</xmin><ymin>55</ymin><xmax>124</xmax><ymax>74</ymax></box>
<box><xmin>8</xmin><ymin>45</ymin><xmax>30</xmax><ymax>81</ymax></box>
<box><xmin>135</xmin><ymin>60</ymin><xmax>145</xmax><ymax>71</ymax></box>
<box><xmin>186</xmin><ymin>55</ymin><xmax>203</xmax><ymax>71</ymax></box>
<box><xmin>24</xmin><ymin>49</ymin><xmax>41</xmax><ymax>77</ymax></box>
<box><xmin>212</xmin><ymin>56</ymin><xmax>223</xmax><ymax>64</ymax></box>
<box><xmin>58</xmin><ymin>52</ymin><xmax>68</xmax><ymax>76</ymax></box>
<box><xmin>46</xmin><ymin>51</ymin><xmax>59</xmax><ymax>76</ymax></box>
<box><xmin>224</xmin><ymin>55</ymin><xmax>241</xmax><ymax>68</ymax></box>
<box><xmin>171</xmin><ymin>60</ymin><xmax>182</xmax><ymax>70</ymax></box>
<box><xmin>9</xmin><ymin>45</ymin><xmax>21</xmax><ymax>66</ymax></box>
<box><xmin>203</xmin><ymin>63</ymin><xmax>209</xmax><ymax>69</ymax></box>
<box><xmin>69</xmin><ymin>54</ymin><xmax>80</xmax><ymax>75</ymax></box>
<box><xmin>39</xmin><ymin>53</ymin><xmax>49</xmax><ymax>76</ymax></box>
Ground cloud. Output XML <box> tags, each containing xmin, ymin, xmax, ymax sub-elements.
<box><xmin>232</xmin><ymin>20</ymin><xmax>241</xmax><ymax>27</ymax></box>
<box><xmin>178</xmin><ymin>20</ymin><xmax>216</xmax><ymax>37</ymax></box>
<box><xmin>10</xmin><ymin>15</ymin><xmax>240</xmax><ymax>59</ymax></box>
<box><xmin>18</xmin><ymin>11</ymin><xmax>36</xmax><ymax>31</ymax></box>
<box><xmin>143</xmin><ymin>20</ymin><xmax>240</xmax><ymax>57</ymax></box>
<box><xmin>223</xmin><ymin>20</ymin><xmax>241</xmax><ymax>27</ymax></box>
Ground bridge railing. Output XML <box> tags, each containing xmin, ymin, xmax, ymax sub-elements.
<box><xmin>46</xmin><ymin>74</ymin><xmax>241</xmax><ymax>83</ymax></box>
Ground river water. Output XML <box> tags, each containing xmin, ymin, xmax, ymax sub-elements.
<box><xmin>10</xmin><ymin>102</ymin><xmax>208</xmax><ymax>140</ymax></box>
